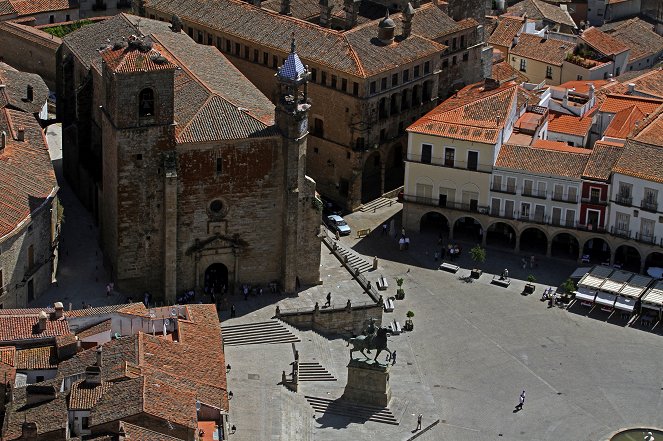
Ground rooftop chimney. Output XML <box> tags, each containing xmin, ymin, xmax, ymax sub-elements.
<box><xmin>20</xmin><ymin>422</ymin><xmax>38</xmax><ymax>440</ymax></box>
<box><xmin>85</xmin><ymin>365</ymin><xmax>102</xmax><ymax>386</ymax></box>
<box><xmin>16</xmin><ymin>127</ymin><xmax>24</xmax><ymax>142</ymax></box>
<box><xmin>627</xmin><ymin>83</ymin><xmax>635</xmax><ymax>94</ymax></box>
<box><xmin>344</xmin><ymin>0</ymin><xmax>360</xmax><ymax>30</ymax></box>
<box><xmin>1</xmin><ymin>131</ymin><xmax>6</xmax><ymax>152</ymax></box>
<box><xmin>96</xmin><ymin>346</ymin><xmax>102</xmax><ymax>367</ymax></box>
<box><xmin>588</xmin><ymin>83</ymin><xmax>595</xmax><ymax>100</ymax></box>
<box><xmin>319</xmin><ymin>0</ymin><xmax>333</xmax><ymax>28</ymax></box>
<box><xmin>484</xmin><ymin>77</ymin><xmax>500</xmax><ymax>91</ymax></box>
<box><xmin>26</xmin><ymin>85</ymin><xmax>33</xmax><ymax>102</ymax></box>
<box><xmin>37</xmin><ymin>311</ymin><xmax>48</xmax><ymax>332</ymax></box>
<box><xmin>54</xmin><ymin>302</ymin><xmax>64</xmax><ymax>319</ymax></box>
<box><xmin>25</xmin><ymin>385</ymin><xmax>57</xmax><ymax>406</ymax></box>
<box><xmin>402</xmin><ymin>3</ymin><xmax>415</xmax><ymax>38</ymax></box>
<box><xmin>378</xmin><ymin>10</ymin><xmax>396</xmax><ymax>45</ymax></box>
<box><xmin>171</xmin><ymin>15</ymin><xmax>183</xmax><ymax>33</ymax></box>
<box><xmin>281</xmin><ymin>0</ymin><xmax>291</xmax><ymax>15</ymax></box>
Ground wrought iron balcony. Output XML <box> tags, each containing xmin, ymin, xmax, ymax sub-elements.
<box><xmin>615</xmin><ymin>194</ymin><xmax>632</xmax><ymax>206</ymax></box>
<box><xmin>641</xmin><ymin>199</ymin><xmax>658</xmax><ymax>213</ymax></box>
<box><xmin>610</xmin><ymin>226</ymin><xmax>631</xmax><ymax>239</ymax></box>
<box><xmin>581</xmin><ymin>196</ymin><xmax>608</xmax><ymax>205</ymax></box>
<box><xmin>521</xmin><ymin>188</ymin><xmax>547</xmax><ymax>199</ymax></box>
<box><xmin>635</xmin><ymin>232</ymin><xmax>656</xmax><ymax>244</ymax></box>
<box><xmin>551</xmin><ymin>194</ymin><xmax>578</xmax><ymax>203</ymax></box>
<box><xmin>491</xmin><ymin>185</ymin><xmax>516</xmax><ymax>195</ymax></box>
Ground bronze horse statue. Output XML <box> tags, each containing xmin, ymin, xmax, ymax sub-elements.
<box><xmin>347</xmin><ymin>327</ymin><xmax>392</xmax><ymax>362</ymax></box>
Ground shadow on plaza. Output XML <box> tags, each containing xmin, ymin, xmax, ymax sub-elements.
<box><xmin>566</xmin><ymin>300</ymin><xmax>663</xmax><ymax>335</ymax></box>
<box><xmin>350</xmin><ymin>214</ymin><xmax>578</xmax><ymax>288</ymax></box>
<box><xmin>313</xmin><ymin>396</ymin><xmax>391</xmax><ymax>430</ymax></box>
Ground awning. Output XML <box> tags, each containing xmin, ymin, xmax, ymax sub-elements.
<box><xmin>571</xmin><ymin>267</ymin><xmax>591</xmax><ymax>279</ymax></box>
<box><xmin>594</xmin><ymin>291</ymin><xmax>617</xmax><ymax>307</ymax></box>
<box><xmin>574</xmin><ymin>289</ymin><xmax>596</xmax><ymax>302</ymax></box>
<box><xmin>613</xmin><ymin>296</ymin><xmax>636</xmax><ymax>312</ymax></box>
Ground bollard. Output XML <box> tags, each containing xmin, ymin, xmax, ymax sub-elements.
<box><xmin>373</xmin><ymin>256</ymin><xmax>378</xmax><ymax>270</ymax></box>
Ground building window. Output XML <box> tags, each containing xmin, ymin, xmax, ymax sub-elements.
<box><xmin>272</xmin><ymin>55</ymin><xmax>278</xmax><ymax>68</ymax></box>
<box><xmin>506</xmin><ymin>177</ymin><xmax>516</xmax><ymax>193</ymax></box>
<box><xmin>36</xmin><ymin>375</ymin><xmax>45</xmax><ymax>383</ymax></box>
<box><xmin>392</xmin><ymin>73</ymin><xmax>398</xmax><ymax>86</ymax></box>
<box><xmin>225</xmin><ymin>40</ymin><xmax>231</xmax><ymax>52</ymax></box>
<box><xmin>352</xmin><ymin>82</ymin><xmax>359</xmax><ymax>96</ymax></box>
<box><xmin>66</xmin><ymin>14</ymin><xmax>70</xmax><ymax>21</ymax></box>
<box><xmin>321</xmin><ymin>71</ymin><xmax>327</xmax><ymax>86</ymax></box>
<box><xmin>568</xmin><ymin>186</ymin><xmax>578</xmax><ymax>202</ymax></box>
<box><xmin>444</xmin><ymin>147</ymin><xmax>454</xmax><ymax>167</ymax></box>
<box><xmin>244</xmin><ymin>46</ymin><xmax>249</xmax><ymax>59</ymax></box>
<box><xmin>216</xmin><ymin>158</ymin><xmax>223</xmax><ymax>175</ymax></box>
<box><xmin>313</xmin><ymin>118</ymin><xmax>324</xmax><ymax>137</ymax></box>
<box><xmin>615</xmin><ymin>211</ymin><xmax>630</xmax><ymax>234</ymax></box>
<box><xmin>341</xmin><ymin>78</ymin><xmax>347</xmax><ymax>92</ymax></box>
<box><xmin>49</xmin><ymin>15</ymin><xmax>55</xmax><ymax>23</ymax></box>
<box><xmin>311</xmin><ymin>68</ymin><xmax>317</xmax><ymax>82</ymax></box>
<box><xmin>208</xmin><ymin>35</ymin><xmax>213</xmax><ymax>45</ymax></box>
<box><xmin>452</xmin><ymin>37</ymin><xmax>457</xmax><ymax>50</ymax></box>
<box><xmin>210</xmin><ymin>200</ymin><xmax>224</xmax><ymax>213</ymax></box>
<box><xmin>467</xmin><ymin>151</ymin><xmax>478</xmax><ymax>171</ymax></box>
<box><xmin>331</xmin><ymin>75</ymin><xmax>337</xmax><ymax>88</ymax></box>
<box><xmin>188</xmin><ymin>27</ymin><xmax>194</xmax><ymax>37</ymax></box>
<box><xmin>381</xmin><ymin>77</ymin><xmax>387</xmax><ymax>90</ymax></box>
<box><xmin>452</xmin><ymin>56</ymin><xmax>457</xmax><ymax>65</ymax></box>
<box><xmin>520</xmin><ymin>202</ymin><xmax>530</xmax><ymax>219</ymax></box>
<box><xmin>82</xmin><ymin>417</ymin><xmax>89</xmax><ymax>429</ymax></box>
<box><xmin>263</xmin><ymin>52</ymin><xmax>268</xmax><ymax>64</ymax></box>
<box><xmin>355</xmin><ymin>138</ymin><xmax>364</xmax><ymax>150</ymax></box>
<box><xmin>403</xmin><ymin>69</ymin><xmax>410</xmax><ymax>82</ymax></box>
<box><xmin>414</xmin><ymin>65</ymin><xmax>420</xmax><ymax>78</ymax></box>
<box><xmin>577</xmin><ymin>75</ymin><xmax>583</xmax><ymax>80</ymax></box>
<box><xmin>421</xmin><ymin>143</ymin><xmax>432</xmax><ymax>164</ymax></box>
<box><xmin>253</xmin><ymin>49</ymin><xmax>259</xmax><ymax>62</ymax></box>
<box><xmin>233</xmin><ymin>42</ymin><xmax>239</xmax><ymax>54</ymax></box>
<box><xmin>138</xmin><ymin>88</ymin><xmax>155</xmax><ymax>117</ymax></box>
<box><xmin>519</xmin><ymin>59</ymin><xmax>527</xmax><ymax>72</ymax></box>
<box><xmin>460</xmin><ymin>35</ymin><xmax>465</xmax><ymax>48</ymax></box>
<box><xmin>545</xmin><ymin>66</ymin><xmax>553</xmax><ymax>79</ymax></box>
<box><xmin>462</xmin><ymin>52</ymin><xmax>468</xmax><ymax>62</ymax></box>
<box><xmin>424</xmin><ymin>61</ymin><xmax>430</xmax><ymax>74</ymax></box>
<box><xmin>216</xmin><ymin>37</ymin><xmax>223</xmax><ymax>50</ymax></box>
<box><xmin>442</xmin><ymin>59</ymin><xmax>449</xmax><ymax>68</ymax></box>
<box><xmin>370</xmin><ymin>81</ymin><xmax>376</xmax><ymax>94</ymax></box>
<box><xmin>590</xmin><ymin>187</ymin><xmax>601</xmax><ymax>203</ymax></box>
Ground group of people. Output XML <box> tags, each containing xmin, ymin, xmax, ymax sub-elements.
<box><xmin>521</xmin><ymin>255</ymin><xmax>538</xmax><ymax>269</ymax></box>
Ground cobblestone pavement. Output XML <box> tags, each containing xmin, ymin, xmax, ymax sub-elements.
<box><xmin>225</xmin><ymin>202</ymin><xmax>663</xmax><ymax>441</ymax></box>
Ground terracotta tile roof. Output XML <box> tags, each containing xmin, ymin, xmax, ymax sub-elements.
<box><xmin>633</xmin><ymin>106</ymin><xmax>663</xmax><ymax>146</ymax></box>
<box><xmin>603</xmin><ymin>105</ymin><xmax>645</xmax><ymax>139</ymax></box>
<box><xmin>496</xmin><ymin>143</ymin><xmax>589</xmax><ymax>178</ymax></box>
<box><xmin>510</xmin><ymin>33</ymin><xmax>575</xmax><ymax>66</ymax></box>
<box><xmin>532</xmin><ymin>139</ymin><xmax>590</xmax><ymax>153</ymax></box>
<box><xmin>0</xmin><ymin>346</ymin><xmax>16</xmax><ymax>384</ymax></box>
<box><xmin>488</xmin><ymin>16</ymin><xmax>524</xmax><ymax>48</ymax></box>
<box><xmin>0</xmin><ymin>314</ymin><xmax>70</xmax><ymax>343</ymax></box>
<box><xmin>613</xmin><ymin>139</ymin><xmax>663</xmax><ymax>183</ymax></box>
<box><xmin>558</xmin><ymin>79</ymin><xmax>608</xmax><ymax>94</ymax></box>
<box><xmin>617</xmin><ymin>68</ymin><xmax>663</xmax><ymax>99</ymax></box>
<box><xmin>1</xmin><ymin>0</ymin><xmax>76</xmax><ymax>16</ymax></box>
<box><xmin>491</xmin><ymin>60</ymin><xmax>529</xmax><ymax>83</ymax></box>
<box><xmin>76</xmin><ymin>319</ymin><xmax>112</xmax><ymax>339</ymax></box>
<box><xmin>68</xmin><ymin>379</ymin><xmax>112</xmax><ymax>410</ymax></box>
<box><xmin>0</xmin><ymin>108</ymin><xmax>58</xmax><ymax>238</ymax></box>
<box><xmin>506</xmin><ymin>0</ymin><xmax>576</xmax><ymax>28</ymax></box>
<box><xmin>3</xmin><ymin>379</ymin><xmax>69</xmax><ymax>440</ymax></box>
<box><xmin>580</xmin><ymin>27</ymin><xmax>629</xmax><ymax>56</ymax></box>
<box><xmin>603</xmin><ymin>18</ymin><xmax>663</xmax><ymax>63</ymax></box>
<box><xmin>0</xmin><ymin>63</ymin><xmax>49</xmax><ymax>115</ymax></box>
<box><xmin>66</xmin><ymin>302</ymin><xmax>147</xmax><ymax>318</ymax></box>
<box><xmin>101</xmin><ymin>40</ymin><xmax>178</xmax><ymax>74</ymax></box>
<box><xmin>547</xmin><ymin>111</ymin><xmax>593</xmax><ymax>136</ymax></box>
<box><xmin>143</xmin><ymin>0</ymin><xmax>451</xmax><ymax>78</ymax></box>
<box><xmin>411</xmin><ymin>3</ymin><xmax>476</xmax><ymax>40</ymax></box>
<box><xmin>119</xmin><ymin>421</ymin><xmax>185</xmax><ymax>441</ymax></box>
<box><xmin>599</xmin><ymin>94</ymin><xmax>663</xmax><ymax>114</ymax></box>
<box><xmin>15</xmin><ymin>346</ymin><xmax>57</xmax><ymax>370</ymax></box>
<box><xmin>407</xmin><ymin>81</ymin><xmax>520</xmax><ymax>144</ymax></box>
<box><xmin>0</xmin><ymin>21</ymin><xmax>62</xmax><ymax>50</ymax></box>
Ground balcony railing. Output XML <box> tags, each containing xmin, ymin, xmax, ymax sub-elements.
<box><xmin>615</xmin><ymin>194</ymin><xmax>632</xmax><ymax>206</ymax></box>
<box><xmin>610</xmin><ymin>226</ymin><xmax>631</xmax><ymax>239</ymax></box>
<box><xmin>551</xmin><ymin>194</ymin><xmax>578</xmax><ymax>203</ymax></box>
<box><xmin>577</xmin><ymin>223</ymin><xmax>606</xmax><ymax>233</ymax></box>
<box><xmin>491</xmin><ymin>185</ymin><xmax>516</xmax><ymax>195</ymax></box>
<box><xmin>581</xmin><ymin>196</ymin><xmax>608</xmax><ymax>206</ymax></box>
<box><xmin>635</xmin><ymin>232</ymin><xmax>657</xmax><ymax>244</ymax></box>
<box><xmin>521</xmin><ymin>188</ymin><xmax>547</xmax><ymax>199</ymax></box>
<box><xmin>403</xmin><ymin>194</ymin><xmax>488</xmax><ymax>214</ymax></box>
<box><xmin>406</xmin><ymin>154</ymin><xmax>492</xmax><ymax>173</ymax></box>
<box><xmin>641</xmin><ymin>199</ymin><xmax>658</xmax><ymax>213</ymax></box>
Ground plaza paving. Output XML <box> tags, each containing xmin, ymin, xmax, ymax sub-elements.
<box><xmin>224</xmin><ymin>202</ymin><xmax>663</xmax><ymax>441</ymax></box>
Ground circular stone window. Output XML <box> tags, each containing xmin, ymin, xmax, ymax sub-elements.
<box><xmin>210</xmin><ymin>199</ymin><xmax>224</xmax><ymax>213</ymax></box>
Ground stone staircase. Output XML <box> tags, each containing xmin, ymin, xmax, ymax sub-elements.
<box><xmin>222</xmin><ymin>320</ymin><xmax>300</xmax><ymax>346</ymax></box>
<box><xmin>333</xmin><ymin>243</ymin><xmax>372</xmax><ymax>273</ymax></box>
<box><xmin>298</xmin><ymin>362</ymin><xmax>336</xmax><ymax>382</ymax></box>
<box><xmin>359</xmin><ymin>197</ymin><xmax>398</xmax><ymax>212</ymax></box>
<box><xmin>304</xmin><ymin>395</ymin><xmax>399</xmax><ymax>425</ymax></box>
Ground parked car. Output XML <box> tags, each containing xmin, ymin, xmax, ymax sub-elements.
<box><xmin>326</xmin><ymin>214</ymin><xmax>351</xmax><ymax>236</ymax></box>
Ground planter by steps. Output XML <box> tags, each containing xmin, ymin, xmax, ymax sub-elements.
<box><xmin>471</xmin><ymin>269</ymin><xmax>482</xmax><ymax>279</ymax></box>
<box><xmin>396</xmin><ymin>288</ymin><xmax>405</xmax><ymax>300</ymax></box>
<box><xmin>523</xmin><ymin>283</ymin><xmax>535</xmax><ymax>294</ymax></box>
<box><xmin>404</xmin><ymin>319</ymin><xmax>413</xmax><ymax>331</ymax></box>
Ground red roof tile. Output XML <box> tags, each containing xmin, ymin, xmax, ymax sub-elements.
<box><xmin>497</xmin><ymin>143</ymin><xmax>589</xmax><ymax>178</ymax></box>
<box><xmin>558</xmin><ymin>79</ymin><xmax>609</xmax><ymax>94</ymax></box>
<box><xmin>510</xmin><ymin>33</ymin><xmax>575</xmax><ymax>66</ymax></box>
<box><xmin>603</xmin><ymin>105</ymin><xmax>645</xmax><ymax>139</ymax></box>
<box><xmin>547</xmin><ymin>112</ymin><xmax>593</xmax><ymax>136</ymax></box>
<box><xmin>613</xmin><ymin>139</ymin><xmax>663</xmax><ymax>183</ymax></box>
<box><xmin>69</xmin><ymin>379</ymin><xmax>112</xmax><ymax>410</ymax></box>
<box><xmin>492</xmin><ymin>60</ymin><xmax>529</xmax><ymax>83</ymax></box>
<box><xmin>15</xmin><ymin>346</ymin><xmax>57</xmax><ymax>370</ymax></box>
<box><xmin>76</xmin><ymin>319</ymin><xmax>112</xmax><ymax>339</ymax></box>
<box><xmin>532</xmin><ymin>139</ymin><xmax>590</xmax><ymax>153</ymax></box>
<box><xmin>580</xmin><ymin>27</ymin><xmax>629</xmax><ymax>56</ymax></box>
<box><xmin>582</xmin><ymin>141</ymin><xmax>624</xmax><ymax>180</ymax></box>
<box><xmin>488</xmin><ymin>16</ymin><xmax>524</xmax><ymax>48</ymax></box>
<box><xmin>0</xmin><ymin>315</ymin><xmax>70</xmax><ymax>343</ymax></box>
<box><xmin>4</xmin><ymin>0</ymin><xmax>75</xmax><ymax>16</ymax></box>
<box><xmin>101</xmin><ymin>40</ymin><xmax>177</xmax><ymax>74</ymax></box>
<box><xmin>633</xmin><ymin>106</ymin><xmax>663</xmax><ymax>146</ymax></box>
<box><xmin>599</xmin><ymin>94</ymin><xmax>663</xmax><ymax>114</ymax></box>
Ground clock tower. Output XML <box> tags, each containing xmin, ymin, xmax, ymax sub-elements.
<box><xmin>276</xmin><ymin>38</ymin><xmax>317</xmax><ymax>293</ymax></box>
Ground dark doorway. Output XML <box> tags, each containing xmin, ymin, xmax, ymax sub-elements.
<box><xmin>582</xmin><ymin>238</ymin><xmax>610</xmax><ymax>264</ymax></box>
<box><xmin>520</xmin><ymin>227</ymin><xmax>547</xmax><ymax>255</ymax></box>
<box><xmin>361</xmin><ymin>152</ymin><xmax>382</xmax><ymax>203</ymax></box>
<box><xmin>27</xmin><ymin>279</ymin><xmax>34</xmax><ymax>303</ymax></box>
<box><xmin>384</xmin><ymin>144</ymin><xmax>404</xmax><ymax>193</ymax></box>
<box><xmin>486</xmin><ymin>222</ymin><xmax>516</xmax><ymax>249</ymax></box>
<box><xmin>420</xmin><ymin>212</ymin><xmax>449</xmax><ymax>236</ymax></box>
<box><xmin>205</xmin><ymin>263</ymin><xmax>229</xmax><ymax>297</ymax></box>
<box><xmin>453</xmin><ymin>217</ymin><xmax>482</xmax><ymax>242</ymax></box>
<box><xmin>551</xmin><ymin>233</ymin><xmax>580</xmax><ymax>260</ymax></box>
<box><xmin>615</xmin><ymin>245</ymin><xmax>641</xmax><ymax>273</ymax></box>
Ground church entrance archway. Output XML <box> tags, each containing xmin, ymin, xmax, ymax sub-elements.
<box><xmin>205</xmin><ymin>263</ymin><xmax>229</xmax><ymax>297</ymax></box>
<box><xmin>361</xmin><ymin>151</ymin><xmax>382</xmax><ymax>203</ymax></box>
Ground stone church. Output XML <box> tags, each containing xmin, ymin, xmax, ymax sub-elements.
<box><xmin>57</xmin><ymin>15</ymin><xmax>321</xmax><ymax>302</ymax></box>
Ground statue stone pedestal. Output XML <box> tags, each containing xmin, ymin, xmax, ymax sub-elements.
<box><xmin>342</xmin><ymin>357</ymin><xmax>392</xmax><ymax>407</ymax></box>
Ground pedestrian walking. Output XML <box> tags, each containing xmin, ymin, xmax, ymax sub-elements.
<box><xmin>405</xmin><ymin>237</ymin><xmax>410</xmax><ymax>250</ymax></box>
<box><xmin>401</xmin><ymin>227</ymin><xmax>406</xmax><ymax>237</ymax></box>
<box><xmin>391</xmin><ymin>350</ymin><xmax>397</xmax><ymax>365</ymax></box>
<box><xmin>515</xmin><ymin>390</ymin><xmax>526</xmax><ymax>410</ymax></box>
<box><xmin>434</xmin><ymin>251</ymin><xmax>440</xmax><ymax>261</ymax></box>
<box><xmin>382</xmin><ymin>223</ymin><xmax>388</xmax><ymax>235</ymax></box>
<box><xmin>106</xmin><ymin>283</ymin><xmax>111</xmax><ymax>296</ymax></box>
<box><xmin>416</xmin><ymin>414</ymin><xmax>422</xmax><ymax>430</ymax></box>
<box><xmin>230</xmin><ymin>304</ymin><xmax>236</xmax><ymax>318</ymax></box>
<box><xmin>385</xmin><ymin>352</ymin><xmax>390</xmax><ymax>362</ymax></box>
<box><xmin>325</xmin><ymin>292</ymin><xmax>331</xmax><ymax>307</ymax></box>
<box><xmin>399</xmin><ymin>237</ymin><xmax>405</xmax><ymax>250</ymax></box>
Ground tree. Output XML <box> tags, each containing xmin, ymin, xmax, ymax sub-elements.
<box><xmin>469</xmin><ymin>245</ymin><xmax>486</xmax><ymax>267</ymax></box>
<box><xmin>562</xmin><ymin>278</ymin><xmax>575</xmax><ymax>294</ymax></box>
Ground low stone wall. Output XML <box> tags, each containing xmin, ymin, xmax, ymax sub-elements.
<box><xmin>277</xmin><ymin>300</ymin><xmax>383</xmax><ymax>337</ymax></box>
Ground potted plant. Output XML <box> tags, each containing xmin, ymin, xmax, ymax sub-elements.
<box><xmin>405</xmin><ymin>310</ymin><xmax>414</xmax><ymax>331</ymax></box>
<box><xmin>395</xmin><ymin>277</ymin><xmax>405</xmax><ymax>300</ymax></box>
<box><xmin>561</xmin><ymin>278</ymin><xmax>575</xmax><ymax>303</ymax></box>
<box><xmin>469</xmin><ymin>245</ymin><xmax>486</xmax><ymax>278</ymax></box>
<box><xmin>524</xmin><ymin>275</ymin><xmax>536</xmax><ymax>294</ymax></box>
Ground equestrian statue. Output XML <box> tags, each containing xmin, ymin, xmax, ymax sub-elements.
<box><xmin>347</xmin><ymin>325</ymin><xmax>392</xmax><ymax>363</ymax></box>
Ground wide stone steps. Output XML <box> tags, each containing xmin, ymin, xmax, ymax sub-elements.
<box><xmin>304</xmin><ymin>395</ymin><xmax>398</xmax><ymax>425</ymax></box>
<box><xmin>222</xmin><ymin>320</ymin><xmax>300</xmax><ymax>346</ymax></box>
<box><xmin>298</xmin><ymin>362</ymin><xmax>336</xmax><ymax>382</ymax></box>
<box><xmin>359</xmin><ymin>197</ymin><xmax>398</xmax><ymax>212</ymax></box>
<box><xmin>334</xmin><ymin>244</ymin><xmax>372</xmax><ymax>273</ymax></box>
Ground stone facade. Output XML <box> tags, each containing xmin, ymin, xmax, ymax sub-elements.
<box><xmin>278</xmin><ymin>301</ymin><xmax>383</xmax><ymax>336</ymax></box>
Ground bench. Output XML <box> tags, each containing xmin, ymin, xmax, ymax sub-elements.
<box><xmin>439</xmin><ymin>262</ymin><xmax>459</xmax><ymax>273</ymax></box>
<box><xmin>390</xmin><ymin>320</ymin><xmax>402</xmax><ymax>335</ymax></box>
<box><xmin>356</xmin><ymin>228</ymin><xmax>371</xmax><ymax>238</ymax></box>
<box><xmin>491</xmin><ymin>275</ymin><xmax>511</xmax><ymax>287</ymax></box>
<box><xmin>384</xmin><ymin>298</ymin><xmax>395</xmax><ymax>312</ymax></box>
<box><xmin>377</xmin><ymin>275</ymin><xmax>389</xmax><ymax>291</ymax></box>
